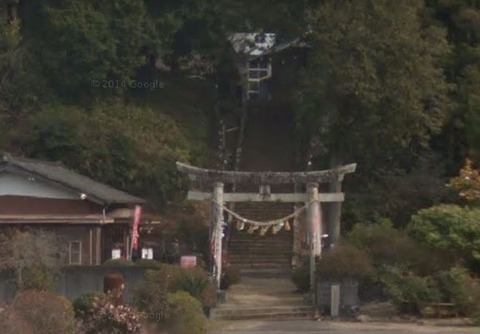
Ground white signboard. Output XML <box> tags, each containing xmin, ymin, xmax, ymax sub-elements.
<box><xmin>111</xmin><ymin>248</ymin><xmax>121</xmax><ymax>259</ymax></box>
<box><xmin>142</xmin><ymin>248</ymin><xmax>153</xmax><ymax>260</ymax></box>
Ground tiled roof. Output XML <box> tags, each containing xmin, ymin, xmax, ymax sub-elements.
<box><xmin>1</xmin><ymin>153</ymin><xmax>145</xmax><ymax>205</ymax></box>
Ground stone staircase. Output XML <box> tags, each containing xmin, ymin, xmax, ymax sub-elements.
<box><xmin>211</xmin><ymin>277</ymin><xmax>313</xmax><ymax>321</ymax></box>
<box><xmin>228</xmin><ymin>203</ymin><xmax>293</xmax><ymax>277</ymax></box>
<box><xmin>211</xmin><ymin>305</ymin><xmax>313</xmax><ymax>321</ymax></box>
<box><xmin>226</xmin><ymin>106</ymin><xmax>297</xmax><ymax>277</ymax></box>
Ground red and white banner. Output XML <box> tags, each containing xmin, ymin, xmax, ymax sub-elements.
<box><xmin>132</xmin><ymin>205</ymin><xmax>142</xmax><ymax>251</ymax></box>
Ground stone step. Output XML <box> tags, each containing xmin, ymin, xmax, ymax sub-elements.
<box><xmin>239</xmin><ymin>268</ymin><xmax>292</xmax><ymax>278</ymax></box>
<box><xmin>229</xmin><ymin>251</ymin><xmax>291</xmax><ymax>256</ymax></box>
<box><xmin>231</xmin><ymin>263</ymin><xmax>291</xmax><ymax>268</ymax></box>
<box><xmin>228</xmin><ymin>253</ymin><xmax>291</xmax><ymax>258</ymax></box>
<box><xmin>229</xmin><ymin>239</ymin><xmax>292</xmax><ymax>245</ymax></box>
<box><xmin>229</xmin><ymin>238</ymin><xmax>292</xmax><ymax>245</ymax></box>
<box><xmin>211</xmin><ymin>305</ymin><xmax>314</xmax><ymax>321</ymax></box>
<box><xmin>231</xmin><ymin>262</ymin><xmax>292</xmax><ymax>269</ymax></box>
<box><xmin>229</xmin><ymin>256</ymin><xmax>291</xmax><ymax>262</ymax></box>
<box><xmin>229</xmin><ymin>256</ymin><xmax>291</xmax><ymax>260</ymax></box>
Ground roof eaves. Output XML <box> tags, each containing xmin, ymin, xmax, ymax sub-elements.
<box><xmin>4</xmin><ymin>164</ymin><xmax>108</xmax><ymax>206</ymax></box>
<box><xmin>3</xmin><ymin>154</ymin><xmax>146</xmax><ymax>205</ymax></box>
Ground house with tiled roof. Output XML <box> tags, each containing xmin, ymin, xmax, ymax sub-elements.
<box><xmin>0</xmin><ymin>153</ymin><xmax>159</xmax><ymax>265</ymax></box>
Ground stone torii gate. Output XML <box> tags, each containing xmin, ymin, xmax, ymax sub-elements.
<box><xmin>176</xmin><ymin>162</ymin><xmax>356</xmax><ymax>292</ymax></box>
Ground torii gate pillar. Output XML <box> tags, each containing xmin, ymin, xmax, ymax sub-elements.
<box><xmin>212</xmin><ymin>182</ymin><xmax>224</xmax><ymax>290</ymax></box>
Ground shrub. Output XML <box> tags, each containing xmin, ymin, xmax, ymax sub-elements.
<box><xmin>408</xmin><ymin>205</ymin><xmax>480</xmax><ymax>272</ymax></box>
<box><xmin>292</xmin><ymin>266</ymin><xmax>310</xmax><ymax>292</ymax></box>
<box><xmin>348</xmin><ymin>219</ymin><xmax>414</xmax><ymax>265</ymax></box>
<box><xmin>134</xmin><ymin>259</ymin><xmax>163</xmax><ymax>269</ymax></box>
<box><xmin>316</xmin><ymin>244</ymin><xmax>374</xmax><ymax>281</ymax></box>
<box><xmin>348</xmin><ymin>219</ymin><xmax>455</xmax><ymax>278</ymax></box>
<box><xmin>79</xmin><ymin>291</ymin><xmax>142</xmax><ymax>334</ymax></box>
<box><xmin>200</xmin><ymin>282</ymin><xmax>217</xmax><ymax>308</ymax></box>
<box><xmin>22</xmin><ymin>267</ymin><xmax>55</xmax><ymax>291</ymax></box>
<box><xmin>133</xmin><ymin>276</ymin><xmax>170</xmax><ymax>326</ymax></box>
<box><xmin>72</xmin><ymin>292</ymin><xmax>105</xmax><ymax>319</ymax></box>
<box><xmin>435</xmin><ymin>267</ymin><xmax>480</xmax><ymax>316</ymax></box>
<box><xmin>379</xmin><ymin>266</ymin><xmax>441</xmax><ymax>310</ymax></box>
<box><xmin>166</xmin><ymin>291</ymin><xmax>208</xmax><ymax>334</ymax></box>
<box><xmin>0</xmin><ymin>306</ymin><xmax>33</xmax><ymax>334</ymax></box>
<box><xmin>102</xmin><ymin>259</ymin><xmax>135</xmax><ymax>266</ymax></box>
<box><xmin>173</xmin><ymin>267</ymin><xmax>217</xmax><ymax>308</ymax></box>
<box><xmin>143</xmin><ymin>265</ymin><xmax>216</xmax><ymax>307</ymax></box>
<box><xmin>13</xmin><ymin>290</ymin><xmax>75</xmax><ymax>334</ymax></box>
<box><xmin>224</xmin><ymin>265</ymin><xmax>241</xmax><ymax>287</ymax></box>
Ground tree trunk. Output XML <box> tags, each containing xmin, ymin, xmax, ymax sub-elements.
<box><xmin>328</xmin><ymin>151</ymin><xmax>343</xmax><ymax>247</ymax></box>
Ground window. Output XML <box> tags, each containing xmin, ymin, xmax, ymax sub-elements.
<box><xmin>247</xmin><ymin>59</ymin><xmax>272</xmax><ymax>100</ymax></box>
<box><xmin>69</xmin><ymin>241</ymin><xmax>82</xmax><ymax>265</ymax></box>
<box><xmin>141</xmin><ymin>247</ymin><xmax>153</xmax><ymax>260</ymax></box>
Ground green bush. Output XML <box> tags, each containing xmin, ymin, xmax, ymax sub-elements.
<box><xmin>13</xmin><ymin>290</ymin><xmax>75</xmax><ymax>334</ymax></box>
<box><xmin>408</xmin><ymin>205</ymin><xmax>480</xmax><ymax>272</ymax></box>
<box><xmin>22</xmin><ymin>267</ymin><xmax>55</xmax><ymax>291</ymax></box>
<box><xmin>72</xmin><ymin>292</ymin><xmax>105</xmax><ymax>319</ymax></box>
<box><xmin>435</xmin><ymin>267</ymin><xmax>480</xmax><ymax>316</ymax></box>
<box><xmin>316</xmin><ymin>244</ymin><xmax>374</xmax><ymax>280</ymax></box>
<box><xmin>379</xmin><ymin>266</ymin><xmax>442</xmax><ymax>310</ymax></box>
<box><xmin>102</xmin><ymin>258</ymin><xmax>135</xmax><ymax>266</ymax></box>
<box><xmin>0</xmin><ymin>306</ymin><xmax>33</xmax><ymax>334</ymax></box>
<box><xmin>135</xmin><ymin>263</ymin><xmax>217</xmax><ymax>315</ymax></box>
<box><xmin>348</xmin><ymin>219</ymin><xmax>416</xmax><ymax>266</ymax></box>
<box><xmin>224</xmin><ymin>265</ymin><xmax>241</xmax><ymax>287</ymax></box>
<box><xmin>172</xmin><ymin>267</ymin><xmax>217</xmax><ymax>308</ymax></box>
<box><xmin>292</xmin><ymin>266</ymin><xmax>310</xmax><ymax>292</ymax></box>
<box><xmin>200</xmin><ymin>282</ymin><xmax>217</xmax><ymax>308</ymax></box>
<box><xmin>133</xmin><ymin>276</ymin><xmax>170</xmax><ymax>325</ymax></box>
<box><xmin>143</xmin><ymin>264</ymin><xmax>183</xmax><ymax>288</ymax></box>
<box><xmin>134</xmin><ymin>259</ymin><xmax>163</xmax><ymax>269</ymax></box>
<box><xmin>166</xmin><ymin>291</ymin><xmax>208</xmax><ymax>334</ymax></box>
<box><xmin>348</xmin><ymin>219</ymin><xmax>453</xmax><ymax>276</ymax></box>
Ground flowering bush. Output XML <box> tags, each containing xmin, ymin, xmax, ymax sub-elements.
<box><xmin>72</xmin><ymin>292</ymin><xmax>105</xmax><ymax>319</ymax></box>
<box><xmin>79</xmin><ymin>292</ymin><xmax>141</xmax><ymax>334</ymax></box>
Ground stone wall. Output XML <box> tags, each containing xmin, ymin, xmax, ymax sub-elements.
<box><xmin>0</xmin><ymin>266</ymin><xmax>147</xmax><ymax>303</ymax></box>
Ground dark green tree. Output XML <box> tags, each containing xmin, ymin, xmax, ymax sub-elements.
<box><xmin>26</xmin><ymin>0</ymin><xmax>158</xmax><ymax>103</ymax></box>
<box><xmin>24</xmin><ymin>100</ymin><xmax>190</xmax><ymax>210</ymax></box>
<box><xmin>426</xmin><ymin>0</ymin><xmax>480</xmax><ymax>170</ymax></box>
<box><xmin>296</xmin><ymin>0</ymin><xmax>451</xmax><ymax>224</ymax></box>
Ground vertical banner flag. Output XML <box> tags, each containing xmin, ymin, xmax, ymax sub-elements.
<box><xmin>132</xmin><ymin>205</ymin><xmax>142</xmax><ymax>251</ymax></box>
<box><xmin>311</xmin><ymin>200</ymin><xmax>322</xmax><ymax>256</ymax></box>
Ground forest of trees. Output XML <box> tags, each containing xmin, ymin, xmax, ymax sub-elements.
<box><xmin>0</xmin><ymin>0</ymin><xmax>479</xmax><ymax>229</ymax></box>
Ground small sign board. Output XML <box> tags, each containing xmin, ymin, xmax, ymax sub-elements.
<box><xmin>111</xmin><ymin>248</ymin><xmax>121</xmax><ymax>260</ymax></box>
<box><xmin>180</xmin><ymin>255</ymin><xmax>197</xmax><ymax>268</ymax></box>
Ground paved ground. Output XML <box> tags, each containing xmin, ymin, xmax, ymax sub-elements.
<box><xmin>211</xmin><ymin>320</ymin><xmax>479</xmax><ymax>334</ymax></box>
<box><xmin>223</xmin><ymin>277</ymin><xmax>303</xmax><ymax>307</ymax></box>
